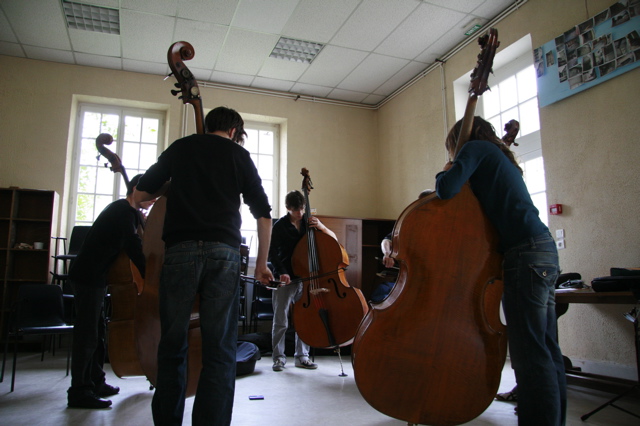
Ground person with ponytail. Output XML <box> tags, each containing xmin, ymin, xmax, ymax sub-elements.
<box><xmin>435</xmin><ymin>116</ymin><xmax>565</xmax><ymax>426</ymax></box>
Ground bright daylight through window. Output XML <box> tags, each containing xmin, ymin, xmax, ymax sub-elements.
<box><xmin>240</xmin><ymin>123</ymin><xmax>278</xmax><ymax>257</ymax></box>
<box><xmin>481</xmin><ymin>64</ymin><xmax>549</xmax><ymax>225</ymax></box>
<box><xmin>72</xmin><ymin>106</ymin><xmax>161</xmax><ymax>229</ymax></box>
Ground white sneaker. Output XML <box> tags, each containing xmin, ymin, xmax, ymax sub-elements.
<box><xmin>272</xmin><ymin>359</ymin><xmax>285</xmax><ymax>371</ymax></box>
<box><xmin>295</xmin><ymin>357</ymin><xmax>317</xmax><ymax>369</ymax></box>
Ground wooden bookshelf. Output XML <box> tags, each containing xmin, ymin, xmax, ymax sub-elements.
<box><xmin>0</xmin><ymin>188</ymin><xmax>58</xmax><ymax>338</ymax></box>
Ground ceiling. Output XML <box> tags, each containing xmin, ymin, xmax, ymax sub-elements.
<box><xmin>0</xmin><ymin>0</ymin><xmax>518</xmax><ymax>107</ymax></box>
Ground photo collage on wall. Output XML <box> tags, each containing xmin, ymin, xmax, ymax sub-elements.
<box><xmin>535</xmin><ymin>0</ymin><xmax>640</xmax><ymax>107</ymax></box>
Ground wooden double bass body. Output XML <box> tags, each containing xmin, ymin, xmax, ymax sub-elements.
<box><xmin>103</xmin><ymin>41</ymin><xmax>205</xmax><ymax>397</ymax></box>
<box><xmin>352</xmin><ymin>29</ymin><xmax>507</xmax><ymax>425</ymax></box>
<box><xmin>291</xmin><ymin>169</ymin><xmax>368</xmax><ymax>349</ymax></box>
<box><xmin>352</xmin><ymin>187</ymin><xmax>506</xmax><ymax>425</ymax></box>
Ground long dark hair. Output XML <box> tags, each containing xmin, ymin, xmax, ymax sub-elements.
<box><xmin>445</xmin><ymin>116</ymin><xmax>522</xmax><ymax>174</ymax></box>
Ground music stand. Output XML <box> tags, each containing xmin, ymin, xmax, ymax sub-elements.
<box><xmin>580</xmin><ymin>283</ymin><xmax>640</xmax><ymax>421</ymax></box>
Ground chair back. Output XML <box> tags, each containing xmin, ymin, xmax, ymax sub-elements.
<box><xmin>15</xmin><ymin>284</ymin><xmax>67</xmax><ymax>329</ymax></box>
<box><xmin>68</xmin><ymin>226</ymin><xmax>91</xmax><ymax>255</ymax></box>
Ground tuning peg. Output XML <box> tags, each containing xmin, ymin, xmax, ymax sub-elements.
<box><xmin>171</xmin><ymin>89</ymin><xmax>181</xmax><ymax>96</ymax></box>
<box><xmin>163</xmin><ymin>72</ymin><xmax>174</xmax><ymax>81</ymax></box>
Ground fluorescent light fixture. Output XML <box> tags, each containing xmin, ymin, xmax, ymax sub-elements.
<box><xmin>63</xmin><ymin>0</ymin><xmax>120</xmax><ymax>35</ymax></box>
<box><xmin>269</xmin><ymin>37</ymin><xmax>324</xmax><ymax>64</ymax></box>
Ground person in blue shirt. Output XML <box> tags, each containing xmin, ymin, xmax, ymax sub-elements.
<box><xmin>435</xmin><ymin>116</ymin><xmax>565</xmax><ymax>426</ymax></box>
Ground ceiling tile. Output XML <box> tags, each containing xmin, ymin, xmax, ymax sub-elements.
<box><xmin>414</xmin><ymin>25</ymin><xmax>472</xmax><ymax>63</ymax></box>
<box><xmin>2</xmin><ymin>0</ymin><xmax>70</xmax><ymax>50</ymax></box>
<box><xmin>0</xmin><ymin>41</ymin><xmax>24</xmax><ymax>57</ymax></box>
<box><xmin>173</xmin><ymin>19</ymin><xmax>228</xmax><ymax>69</ymax></box>
<box><xmin>120</xmin><ymin>10</ymin><xmax>176</xmax><ymax>63</ymax></box>
<box><xmin>338</xmin><ymin>54</ymin><xmax>410</xmax><ymax>93</ymax></box>
<box><xmin>0</xmin><ymin>0</ymin><xmax>516</xmax><ymax>106</ymax></box>
<box><xmin>373</xmin><ymin>60</ymin><xmax>429</xmax><ymax>96</ymax></box>
<box><xmin>362</xmin><ymin>93</ymin><xmax>386</xmax><ymax>105</ymax></box>
<box><xmin>290</xmin><ymin>82</ymin><xmax>333</xmax><ymax>98</ymax></box>
<box><xmin>75</xmin><ymin>52</ymin><xmax>123</xmax><ymax>70</ymax></box>
<box><xmin>215</xmin><ymin>28</ymin><xmax>279</xmax><ymax>75</ymax></box>
<box><xmin>187</xmin><ymin>66</ymin><xmax>213</xmax><ymax>81</ymax></box>
<box><xmin>23</xmin><ymin>46</ymin><xmax>75</xmax><ymax>64</ymax></box>
<box><xmin>121</xmin><ymin>0</ymin><xmax>178</xmax><ymax>16</ymax></box>
<box><xmin>233</xmin><ymin>0</ymin><xmax>299</xmax><ymax>34</ymax></box>
<box><xmin>69</xmin><ymin>28</ymin><xmax>120</xmax><ymax>56</ymax></box>
<box><xmin>251</xmin><ymin>76</ymin><xmax>295</xmax><ymax>92</ymax></box>
<box><xmin>281</xmin><ymin>0</ymin><xmax>359</xmax><ymax>43</ymax></box>
<box><xmin>209</xmin><ymin>70</ymin><xmax>255</xmax><ymax>87</ymax></box>
<box><xmin>375</xmin><ymin>3</ymin><xmax>466</xmax><ymax>60</ymax></box>
<box><xmin>258</xmin><ymin>57</ymin><xmax>308</xmax><ymax>81</ymax></box>
<box><xmin>327</xmin><ymin>88</ymin><xmax>368</xmax><ymax>103</ymax></box>
<box><xmin>472</xmin><ymin>0</ymin><xmax>512</xmax><ymax>19</ymax></box>
<box><xmin>330</xmin><ymin>0</ymin><xmax>418</xmax><ymax>51</ymax></box>
<box><xmin>0</xmin><ymin>10</ymin><xmax>18</xmax><ymax>43</ymax></box>
<box><xmin>298</xmin><ymin>45</ymin><xmax>368</xmax><ymax>87</ymax></box>
<box><xmin>422</xmin><ymin>0</ymin><xmax>485</xmax><ymax>14</ymax></box>
<box><xmin>122</xmin><ymin>58</ymin><xmax>170</xmax><ymax>75</ymax></box>
<box><xmin>177</xmin><ymin>0</ymin><xmax>239</xmax><ymax>25</ymax></box>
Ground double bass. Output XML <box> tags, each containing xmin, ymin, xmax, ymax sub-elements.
<box><xmin>95</xmin><ymin>133</ymin><xmax>146</xmax><ymax>378</ymax></box>
<box><xmin>291</xmin><ymin>168</ymin><xmax>368</xmax><ymax>349</ymax></box>
<box><xmin>102</xmin><ymin>41</ymin><xmax>205</xmax><ymax>396</ymax></box>
<box><xmin>134</xmin><ymin>41</ymin><xmax>206</xmax><ymax>396</ymax></box>
<box><xmin>352</xmin><ymin>29</ymin><xmax>506</xmax><ymax>425</ymax></box>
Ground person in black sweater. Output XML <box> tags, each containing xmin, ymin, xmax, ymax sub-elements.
<box><xmin>134</xmin><ymin>106</ymin><xmax>274</xmax><ymax>426</ymax></box>
<box><xmin>67</xmin><ymin>174</ymin><xmax>150</xmax><ymax>409</ymax></box>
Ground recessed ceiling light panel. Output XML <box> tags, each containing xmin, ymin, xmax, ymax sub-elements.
<box><xmin>63</xmin><ymin>0</ymin><xmax>120</xmax><ymax>35</ymax></box>
<box><xmin>269</xmin><ymin>37</ymin><xmax>324</xmax><ymax>64</ymax></box>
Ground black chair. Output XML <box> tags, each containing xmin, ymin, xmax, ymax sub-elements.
<box><xmin>51</xmin><ymin>225</ymin><xmax>91</xmax><ymax>293</ymax></box>
<box><xmin>250</xmin><ymin>283</ymin><xmax>274</xmax><ymax>332</ymax></box>
<box><xmin>0</xmin><ymin>284</ymin><xmax>74</xmax><ymax>392</ymax></box>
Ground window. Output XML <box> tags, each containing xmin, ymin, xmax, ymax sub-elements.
<box><xmin>240</xmin><ymin>121</ymin><xmax>280</xmax><ymax>256</ymax></box>
<box><xmin>70</xmin><ymin>104</ymin><xmax>162</xmax><ymax>229</ymax></box>
<box><xmin>481</xmin><ymin>63</ymin><xmax>549</xmax><ymax>225</ymax></box>
<box><xmin>456</xmin><ymin>35</ymin><xmax>549</xmax><ymax>225</ymax></box>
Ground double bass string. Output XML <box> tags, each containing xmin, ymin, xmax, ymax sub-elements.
<box><xmin>303</xmin><ymin>186</ymin><xmax>328</xmax><ymax>312</ymax></box>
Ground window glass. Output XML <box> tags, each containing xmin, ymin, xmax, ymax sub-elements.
<box><xmin>499</xmin><ymin>76</ymin><xmax>518</xmax><ymax>110</ymax></box>
<box><xmin>71</xmin><ymin>105</ymin><xmax>162</xmax><ymax>229</ymax></box>
<box><xmin>519</xmin><ymin>98</ymin><xmax>540</xmax><ymax>136</ymax></box>
<box><xmin>240</xmin><ymin>122</ymin><xmax>279</xmax><ymax>256</ymax></box>
<box><xmin>480</xmin><ymin>61</ymin><xmax>548</xmax><ymax>226</ymax></box>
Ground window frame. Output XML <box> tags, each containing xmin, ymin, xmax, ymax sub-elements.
<box><xmin>240</xmin><ymin>120</ymin><xmax>281</xmax><ymax>258</ymax></box>
<box><xmin>453</xmin><ymin>35</ymin><xmax>549</xmax><ymax>225</ymax></box>
<box><xmin>68</xmin><ymin>103</ymin><xmax>164</xmax><ymax>231</ymax></box>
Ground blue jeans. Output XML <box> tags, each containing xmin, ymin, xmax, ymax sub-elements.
<box><xmin>151</xmin><ymin>241</ymin><xmax>240</xmax><ymax>426</ymax></box>
<box><xmin>502</xmin><ymin>232</ymin><xmax>566</xmax><ymax>426</ymax></box>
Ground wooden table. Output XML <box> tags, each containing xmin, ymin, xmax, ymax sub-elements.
<box><xmin>555</xmin><ymin>289</ymin><xmax>638</xmax><ymax>387</ymax></box>
<box><xmin>555</xmin><ymin>289</ymin><xmax>639</xmax><ymax>420</ymax></box>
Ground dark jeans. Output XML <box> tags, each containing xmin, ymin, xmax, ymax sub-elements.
<box><xmin>503</xmin><ymin>232</ymin><xmax>566</xmax><ymax>426</ymax></box>
<box><xmin>68</xmin><ymin>281</ymin><xmax>107</xmax><ymax>395</ymax></box>
<box><xmin>152</xmin><ymin>241</ymin><xmax>240</xmax><ymax>426</ymax></box>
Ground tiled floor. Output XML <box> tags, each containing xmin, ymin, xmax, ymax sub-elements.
<box><xmin>1</xmin><ymin>350</ymin><xmax>639</xmax><ymax>425</ymax></box>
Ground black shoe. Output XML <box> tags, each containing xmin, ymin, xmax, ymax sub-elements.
<box><xmin>68</xmin><ymin>392</ymin><xmax>112</xmax><ymax>409</ymax></box>
<box><xmin>95</xmin><ymin>382</ymin><xmax>120</xmax><ymax>397</ymax></box>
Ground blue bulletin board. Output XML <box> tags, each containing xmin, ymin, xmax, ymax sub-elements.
<box><xmin>536</xmin><ymin>0</ymin><xmax>640</xmax><ymax>107</ymax></box>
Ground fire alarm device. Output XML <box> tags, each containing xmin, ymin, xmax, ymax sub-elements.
<box><xmin>549</xmin><ymin>204</ymin><xmax>563</xmax><ymax>215</ymax></box>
